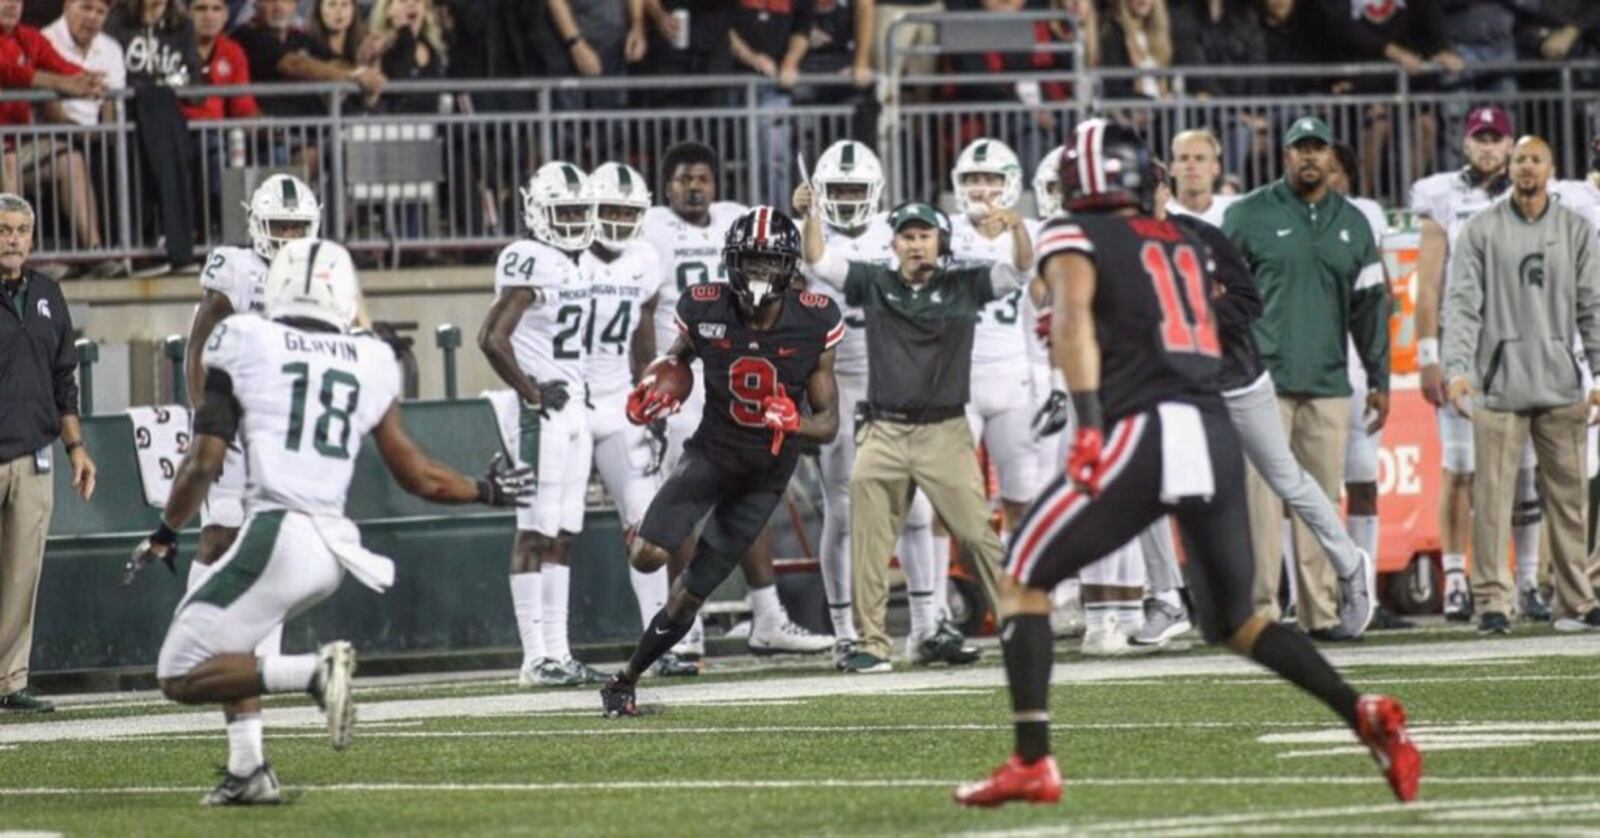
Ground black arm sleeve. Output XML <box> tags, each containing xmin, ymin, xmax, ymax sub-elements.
<box><xmin>193</xmin><ymin>368</ymin><xmax>243</xmax><ymax>442</ymax></box>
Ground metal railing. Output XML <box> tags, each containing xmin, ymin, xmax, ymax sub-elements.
<box><xmin>1</xmin><ymin>57</ymin><xmax>1596</xmax><ymax>267</ymax></box>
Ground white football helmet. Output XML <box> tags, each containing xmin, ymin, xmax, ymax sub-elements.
<box><xmin>813</xmin><ymin>140</ymin><xmax>884</xmax><ymax>230</ymax></box>
<box><xmin>264</xmin><ymin>238</ymin><xmax>361</xmax><ymax>331</ymax></box>
<box><xmin>1034</xmin><ymin>145</ymin><xmax>1066</xmax><ymax>219</ymax></box>
<box><xmin>952</xmin><ymin>138</ymin><xmax>1023</xmax><ymax>217</ymax></box>
<box><xmin>589</xmin><ymin>162</ymin><xmax>651</xmax><ymax>251</ymax></box>
<box><xmin>246</xmin><ymin>174</ymin><xmax>321</xmax><ymax>262</ymax></box>
<box><xmin>522</xmin><ymin>161</ymin><xmax>596</xmax><ymax>252</ymax></box>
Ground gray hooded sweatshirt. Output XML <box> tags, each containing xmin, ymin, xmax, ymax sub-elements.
<box><xmin>1442</xmin><ymin>196</ymin><xmax>1600</xmax><ymax>411</ymax></box>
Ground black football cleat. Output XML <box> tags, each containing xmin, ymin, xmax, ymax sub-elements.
<box><xmin>600</xmin><ymin>674</ymin><xmax>639</xmax><ymax>718</ymax></box>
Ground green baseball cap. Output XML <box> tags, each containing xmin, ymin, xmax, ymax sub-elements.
<box><xmin>890</xmin><ymin>202</ymin><xmax>942</xmax><ymax>232</ymax></box>
<box><xmin>1283</xmin><ymin>115</ymin><xmax>1334</xmax><ymax>148</ymax></box>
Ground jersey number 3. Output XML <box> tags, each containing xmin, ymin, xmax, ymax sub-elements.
<box><xmin>729</xmin><ymin>356</ymin><xmax>778</xmax><ymax>427</ymax></box>
<box><xmin>282</xmin><ymin>362</ymin><xmax>361</xmax><ymax>460</ymax></box>
<box><xmin>1141</xmin><ymin>242</ymin><xmax>1220</xmax><ymax>358</ymax></box>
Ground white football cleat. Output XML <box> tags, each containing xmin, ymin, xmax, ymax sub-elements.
<box><xmin>313</xmin><ymin>640</ymin><xmax>357</xmax><ymax>751</ymax></box>
<box><xmin>748</xmin><ymin>619</ymin><xmax>833</xmax><ymax>655</ymax></box>
<box><xmin>671</xmin><ymin>616</ymin><xmax>705</xmax><ymax>660</ymax></box>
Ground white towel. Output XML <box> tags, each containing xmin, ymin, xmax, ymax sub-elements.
<box><xmin>311</xmin><ymin>515</ymin><xmax>395</xmax><ymax>594</ymax></box>
<box><xmin>125</xmin><ymin>405</ymin><xmax>193</xmax><ymax>508</ymax></box>
<box><xmin>482</xmin><ymin>389</ymin><xmax>521</xmax><ymax>463</ymax></box>
<box><xmin>1157</xmin><ymin>402</ymin><xmax>1214</xmax><ymax>504</ymax></box>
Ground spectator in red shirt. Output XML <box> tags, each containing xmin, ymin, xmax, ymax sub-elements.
<box><xmin>185</xmin><ymin>0</ymin><xmax>260</xmax><ymax>121</ymax></box>
<box><xmin>0</xmin><ymin>0</ymin><xmax>111</xmax><ymax>270</ymax></box>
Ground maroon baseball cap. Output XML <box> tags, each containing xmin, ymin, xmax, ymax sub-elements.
<box><xmin>1464</xmin><ymin>106</ymin><xmax>1512</xmax><ymax>140</ymax></box>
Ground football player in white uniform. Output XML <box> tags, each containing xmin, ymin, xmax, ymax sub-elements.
<box><xmin>949</xmin><ymin>138</ymin><xmax>1041</xmax><ymax>534</ymax></box>
<box><xmin>1328</xmin><ymin>144</ymin><xmax>1389</xmax><ymax>623</ymax></box>
<box><xmin>581</xmin><ymin>161</ymin><xmax>692</xmax><ymax>676</ymax></box>
<box><xmin>1165</xmin><ymin>129</ymin><xmax>1238</xmax><ymax>226</ymax></box>
<box><xmin>128</xmin><ymin>240</ymin><xmax>530</xmax><ymax>805</ymax></box>
<box><xmin>638</xmin><ymin>142</ymin><xmax>832</xmax><ymax>657</ymax></box>
<box><xmin>797</xmin><ymin>140</ymin><xmax>966</xmax><ymax>668</ymax></box>
<box><xmin>1411</xmin><ymin>106</ymin><xmax>1545</xmax><ymax>623</ymax></box>
<box><xmin>479</xmin><ymin>162</ymin><xmax>603</xmax><ymax>687</ymax></box>
<box><xmin>179</xmin><ymin>174</ymin><xmax>320</xmax><ymax>723</ymax></box>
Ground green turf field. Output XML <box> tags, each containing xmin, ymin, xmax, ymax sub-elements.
<box><xmin>3</xmin><ymin>630</ymin><xmax>1598</xmax><ymax>836</ymax></box>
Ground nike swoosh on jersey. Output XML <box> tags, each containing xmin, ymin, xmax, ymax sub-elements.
<box><xmin>1276</xmin><ymin>229</ymin><xmax>1293</xmax><ymax>237</ymax></box>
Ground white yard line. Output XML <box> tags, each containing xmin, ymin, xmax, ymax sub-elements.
<box><xmin>9</xmin><ymin>634</ymin><xmax>1596</xmax><ymax>745</ymax></box>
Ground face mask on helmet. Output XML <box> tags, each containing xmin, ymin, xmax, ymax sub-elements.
<box><xmin>523</xmin><ymin>163</ymin><xmax>596</xmax><ymax>252</ymax></box>
<box><xmin>247</xmin><ymin>175</ymin><xmax>321</xmax><ymax>262</ymax></box>
<box><xmin>591</xmin><ymin>162</ymin><xmax>652</xmax><ymax>251</ymax></box>
<box><xmin>814</xmin><ymin>140</ymin><xmax>885</xmax><ymax>232</ymax></box>
<box><xmin>728</xmin><ymin>250</ymin><xmax>794</xmax><ymax>307</ymax></box>
<box><xmin>952</xmin><ymin>140</ymin><xmax>1023</xmax><ymax>218</ymax></box>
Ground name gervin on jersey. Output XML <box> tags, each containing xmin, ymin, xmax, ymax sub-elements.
<box><xmin>282</xmin><ymin>332</ymin><xmax>361</xmax><ymax>362</ymax></box>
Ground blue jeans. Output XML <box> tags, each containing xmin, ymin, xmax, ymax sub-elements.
<box><xmin>756</xmin><ymin>86</ymin><xmax>793</xmax><ymax>208</ymax></box>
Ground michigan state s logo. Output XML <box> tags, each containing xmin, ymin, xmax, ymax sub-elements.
<box><xmin>1519</xmin><ymin>253</ymin><xmax>1545</xmax><ymax>289</ymax></box>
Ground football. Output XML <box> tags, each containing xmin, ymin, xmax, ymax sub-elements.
<box><xmin>641</xmin><ymin>355</ymin><xmax>694</xmax><ymax>403</ymax></box>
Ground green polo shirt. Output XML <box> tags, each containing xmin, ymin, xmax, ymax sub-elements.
<box><xmin>1223</xmin><ymin>180</ymin><xmax>1391</xmax><ymax>397</ymax></box>
<box><xmin>842</xmin><ymin>262</ymin><xmax>996</xmax><ymax>413</ymax></box>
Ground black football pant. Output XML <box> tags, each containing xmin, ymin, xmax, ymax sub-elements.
<box><xmin>1005</xmin><ymin>403</ymin><xmax>1255</xmax><ymax>644</ymax></box>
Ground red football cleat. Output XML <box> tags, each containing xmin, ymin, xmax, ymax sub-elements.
<box><xmin>1356</xmin><ymin>694</ymin><xmax>1421</xmax><ymax>802</ymax></box>
<box><xmin>953</xmin><ymin>755</ymin><xmax>1063</xmax><ymax>808</ymax></box>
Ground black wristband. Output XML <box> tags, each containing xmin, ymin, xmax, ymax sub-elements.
<box><xmin>63</xmin><ymin>440</ymin><xmax>83</xmax><ymax>454</ymax></box>
<box><xmin>564</xmin><ymin>34</ymin><xmax>583</xmax><ymax>48</ymax></box>
<box><xmin>152</xmin><ymin>520</ymin><xmax>179</xmax><ymax>547</ymax></box>
<box><xmin>1070</xmin><ymin>391</ymin><xmax>1103</xmax><ymax>432</ymax></box>
<box><xmin>475</xmin><ymin>479</ymin><xmax>494</xmax><ymax>505</ymax></box>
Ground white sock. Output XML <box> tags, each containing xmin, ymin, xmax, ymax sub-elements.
<box><xmin>1282</xmin><ymin>525</ymin><xmax>1299</xmax><ymax>611</ymax></box>
<box><xmin>541</xmin><ymin>564</ymin><xmax>572</xmax><ymax>662</ymax></box>
<box><xmin>1084</xmin><ymin>602</ymin><xmax>1114</xmax><ymax>633</ymax></box>
<box><xmin>1442</xmin><ymin>553</ymin><xmax>1467</xmax><ymax>576</ymax></box>
<box><xmin>510</xmin><ymin>572</ymin><xmax>545</xmax><ymax>665</ymax></box>
<box><xmin>932</xmin><ymin>537</ymin><xmax>953</xmax><ymax>620</ymax></box>
<box><xmin>900</xmin><ymin>520</ymin><xmax>940</xmax><ymax>638</ymax></box>
<box><xmin>1051</xmin><ymin>578</ymin><xmax>1080</xmax><ymax>607</ymax></box>
<box><xmin>186</xmin><ymin>558</ymin><xmax>211</xmax><ymax>593</ymax></box>
<box><xmin>628</xmin><ymin>567</ymin><xmax>668</xmax><ymax>630</ymax></box>
<box><xmin>226</xmin><ymin>713</ymin><xmax>265</xmax><ymax>776</ymax></box>
<box><xmin>1513</xmin><ymin>521</ymin><xmax>1540</xmax><ymax>591</ymax></box>
<box><xmin>1346</xmin><ymin>515</ymin><xmax>1379</xmax><ymax>573</ymax></box>
<box><xmin>1153</xmin><ymin>588</ymin><xmax>1183</xmax><ymax>610</ymax></box>
<box><xmin>751</xmin><ymin>584</ymin><xmax>783</xmax><ymax>633</ymax></box>
<box><xmin>258</xmin><ymin>654</ymin><xmax>317</xmax><ymax>693</ymax></box>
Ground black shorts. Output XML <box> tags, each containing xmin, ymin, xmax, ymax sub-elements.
<box><xmin>1004</xmin><ymin>401</ymin><xmax>1255</xmax><ymax>644</ymax></box>
<box><xmin>638</xmin><ymin>440</ymin><xmax>798</xmax><ymax>564</ymax></box>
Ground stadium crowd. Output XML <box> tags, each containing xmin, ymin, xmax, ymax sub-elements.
<box><xmin>0</xmin><ymin>0</ymin><xmax>1598</xmax><ymax>274</ymax></box>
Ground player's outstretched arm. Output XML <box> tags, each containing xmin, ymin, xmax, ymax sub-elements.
<box><xmin>1415</xmin><ymin>217</ymin><xmax>1447</xmax><ymax>405</ymax></box>
<box><xmin>631</xmin><ymin>293</ymin><xmax>660</xmax><ymax>382</ymax></box>
<box><xmin>797</xmin><ymin>346</ymin><xmax>841</xmax><ymax>444</ymax></box>
<box><xmin>184</xmin><ymin>291</ymin><xmax>234</xmax><ymax>410</ymax></box>
<box><xmin>372</xmin><ymin>402</ymin><xmax>531</xmax><ymax>507</ymax></box>
<box><xmin>477</xmin><ymin>287</ymin><xmax>545</xmax><ymax>406</ymax></box>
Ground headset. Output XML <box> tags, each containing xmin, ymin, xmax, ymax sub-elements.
<box><xmin>886</xmin><ymin>200</ymin><xmax>953</xmax><ymax>261</ymax></box>
<box><xmin>1459</xmin><ymin>165</ymin><xmax>1510</xmax><ymax>198</ymax></box>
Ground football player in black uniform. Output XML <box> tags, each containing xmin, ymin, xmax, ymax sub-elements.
<box><xmin>600</xmin><ymin>207</ymin><xmax>844</xmax><ymax>717</ymax></box>
<box><xmin>955</xmin><ymin>120</ymin><xmax>1421</xmax><ymax>807</ymax></box>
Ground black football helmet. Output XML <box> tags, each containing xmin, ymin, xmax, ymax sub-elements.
<box><xmin>724</xmin><ymin>205</ymin><xmax>800</xmax><ymax>307</ymax></box>
<box><xmin>1059</xmin><ymin>118</ymin><xmax>1158</xmax><ymax>215</ymax></box>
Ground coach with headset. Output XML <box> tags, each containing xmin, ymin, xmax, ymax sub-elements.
<box><xmin>797</xmin><ymin>186</ymin><xmax>1031</xmax><ymax>671</ymax></box>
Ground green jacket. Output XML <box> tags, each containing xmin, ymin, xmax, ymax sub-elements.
<box><xmin>1223</xmin><ymin>180</ymin><xmax>1391</xmax><ymax>398</ymax></box>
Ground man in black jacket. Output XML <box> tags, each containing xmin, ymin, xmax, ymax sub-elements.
<box><xmin>0</xmin><ymin>194</ymin><xmax>96</xmax><ymax>713</ymax></box>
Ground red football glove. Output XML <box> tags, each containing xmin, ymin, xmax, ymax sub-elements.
<box><xmin>626</xmin><ymin>382</ymin><xmax>680</xmax><ymax>426</ymax></box>
<box><xmin>1034</xmin><ymin>309</ymin><xmax>1052</xmax><ymax>345</ymax></box>
<box><xmin>1066</xmin><ymin>427</ymin><xmax>1106</xmax><ymax>496</ymax></box>
<box><xmin>760</xmin><ymin>391</ymin><xmax>800</xmax><ymax>455</ymax></box>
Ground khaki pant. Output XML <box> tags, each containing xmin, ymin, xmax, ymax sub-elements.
<box><xmin>1247</xmin><ymin>395</ymin><xmax>1347</xmax><ymax>632</ymax></box>
<box><xmin>850</xmin><ymin>416</ymin><xmax>1003</xmax><ymax>658</ymax></box>
<box><xmin>873</xmin><ymin>2</ymin><xmax>945</xmax><ymax>82</ymax></box>
<box><xmin>0</xmin><ymin>452</ymin><xmax>54</xmax><ymax>695</ymax></box>
<box><xmin>1473</xmin><ymin>403</ymin><xmax>1595</xmax><ymax>618</ymax></box>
